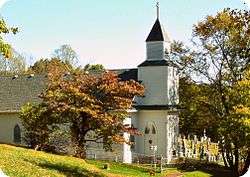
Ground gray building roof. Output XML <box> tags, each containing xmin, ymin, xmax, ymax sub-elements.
<box><xmin>0</xmin><ymin>70</ymin><xmax>138</xmax><ymax>112</ymax></box>
<box><xmin>110</xmin><ymin>68</ymin><xmax>138</xmax><ymax>81</ymax></box>
<box><xmin>0</xmin><ymin>75</ymin><xmax>46</xmax><ymax>112</ymax></box>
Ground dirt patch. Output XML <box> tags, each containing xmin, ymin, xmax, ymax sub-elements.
<box><xmin>165</xmin><ymin>172</ymin><xmax>183</xmax><ymax>177</ymax></box>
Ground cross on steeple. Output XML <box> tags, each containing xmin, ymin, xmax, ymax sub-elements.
<box><xmin>156</xmin><ymin>2</ymin><xmax>159</xmax><ymax>19</ymax></box>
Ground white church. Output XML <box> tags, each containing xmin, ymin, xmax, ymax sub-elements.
<box><xmin>0</xmin><ymin>6</ymin><xmax>179</xmax><ymax>163</ymax></box>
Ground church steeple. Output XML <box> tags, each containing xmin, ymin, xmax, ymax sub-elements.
<box><xmin>143</xmin><ymin>3</ymin><xmax>171</xmax><ymax>62</ymax></box>
<box><xmin>146</xmin><ymin>2</ymin><xmax>170</xmax><ymax>42</ymax></box>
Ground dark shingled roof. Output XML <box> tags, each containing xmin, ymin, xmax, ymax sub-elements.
<box><xmin>134</xmin><ymin>105</ymin><xmax>179</xmax><ymax>110</ymax></box>
<box><xmin>146</xmin><ymin>19</ymin><xmax>170</xmax><ymax>42</ymax></box>
<box><xmin>138</xmin><ymin>60</ymin><xmax>171</xmax><ymax>67</ymax></box>
<box><xmin>0</xmin><ymin>70</ymin><xmax>138</xmax><ymax>112</ymax></box>
<box><xmin>0</xmin><ymin>75</ymin><xmax>46</xmax><ymax>112</ymax></box>
<box><xmin>110</xmin><ymin>68</ymin><xmax>138</xmax><ymax>81</ymax></box>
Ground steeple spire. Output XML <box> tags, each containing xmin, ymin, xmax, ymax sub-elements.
<box><xmin>146</xmin><ymin>2</ymin><xmax>170</xmax><ymax>42</ymax></box>
<box><xmin>156</xmin><ymin>2</ymin><xmax>159</xmax><ymax>19</ymax></box>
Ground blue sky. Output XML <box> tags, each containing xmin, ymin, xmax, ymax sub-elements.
<box><xmin>0</xmin><ymin>0</ymin><xmax>247</xmax><ymax>69</ymax></box>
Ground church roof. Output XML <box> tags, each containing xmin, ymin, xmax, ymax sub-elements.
<box><xmin>146</xmin><ymin>18</ymin><xmax>170</xmax><ymax>42</ymax></box>
<box><xmin>0</xmin><ymin>70</ymin><xmax>138</xmax><ymax>113</ymax></box>
<box><xmin>0</xmin><ymin>75</ymin><xmax>46</xmax><ymax>112</ymax></box>
<box><xmin>134</xmin><ymin>105</ymin><xmax>179</xmax><ymax>110</ymax></box>
<box><xmin>138</xmin><ymin>60</ymin><xmax>171</xmax><ymax>67</ymax></box>
<box><xmin>110</xmin><ymin>68</ymin><xmax>138</xmax><ymax>81</ymax></box>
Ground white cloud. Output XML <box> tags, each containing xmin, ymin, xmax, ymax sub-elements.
<box><xmin>242</xmin><ymin>0</ymin><xmax>250</xmax><ymax>7</ymax></box>
<box><xmin>0</xmin><ymin>0</ymin><xmax>10</xmax><ymax>9</ymax></box>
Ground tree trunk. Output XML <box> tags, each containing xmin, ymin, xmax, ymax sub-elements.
<box><xmin>240</xmin><ymin>150</ymin><xmax>250</xmax><ymax>176</ymax></box>
<box><xmin>231</xmin><ymin>160</ymin><xmax>240</xmax><ymax>177</ymax></box>
<box><xmin>234</xmin><ymin>148</ymin><xmax>239</xmax><ymax>177</ymax></box>
<box><xmin>221</xmin><ymin>146</ymin><xmax>229</xmax><ymax>168</ymax></box>
<box><xmin>226</xmin><ymin>147</ymin><xmax>240</xmax><ymax>177</ymax></box>
<box><xmin>70</xmin><ymin>119</ymin><xmax>88</xmax><ymax>159</ymax></box>
<box><xmin>231</xmin><ymin>167</ymin><xmax>240</xmax><ymax>177</ymax></box>
<box><xmin>222</xmin><ymin>153</ymin><xmax>229</xmax><ymax>168</ymax></box>
<box><xmin>74</xmin><ymin>143</ymin><xmax>86</xmax><ymax>159</ymax></box>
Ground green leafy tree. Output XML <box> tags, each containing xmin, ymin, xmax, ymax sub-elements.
<box><xmin>170</xmin><ymin>9</ymin><xmax>250</xmax><ymax>176</ymax></box>
<box><xmin>179</xmin><ymin>77</ymin><xmax>219</xmax><ymax>139</ymax></box>
<box><xmin>0</xmin><ymin>17</ymin><xmax>19</xmax><ymax>74</ymax></box>
<box><xmin>20</xmin><ymin>103</ymin><xmax>56</xmax><ymax>149</ymax></box>
<box><xmin>84</xmin><ymin>64</ymin><xmax>105</xmax><ymax>72</ymax></box>
<box><xmin>27</xmin><ymin>58</ymin><xmax>72</xmax><ymax>74</ymax></box>
<box><xmin>0</xmin><ymin>18</ymin><xmax>18</xmax><ymax>59</ymax></box>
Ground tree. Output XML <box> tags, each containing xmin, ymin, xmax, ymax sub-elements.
<box><xmin>20</xmin><ymin>103</ymin><xmax>55</xmax><ymax>149</ymax></box>
<box><xmin>27</xmin><ymin>58</ymin><xmax>72</xmax><ymax>74</ymax></box>
<box><xmin>84</xmin><ymin>64</ymin><xmax>105</xmax><ymax>72</ymax></box>
<box><xmin>222</xmin><ymin>67</ymin><xmax>250</xmax><ymax>175</ymax></box>
<box><xmin>20</xmin><ymin>59</ymin><xmax>74</xmax><ymax>152</ymax></box>
<box><xmin>179</xmin><ymin>77</ymin><xmax>219</xmax><ymax>139</ymax></box>
<box><xmin>0</xmin><ymin>17</ymin><xmax>19</xmax><ymax>74</ymax></box>
<box><xmin>170</xmin><ymin>9</ymin><xmax>250</xmax><ymax>176</ymax></box>
<box><xmin>22</xmin><ymin>65</ymin><xmax>144</xmax><ymax>158</ymax></box>
<box><xmin>43</xmin><ymin>70</ymin><xmax>144</xmax><ymax>158</ymax></box>
<box><xmin>0</xmin><ymin>49</ymin><xmax>26</xmax><ymax>75</ymax></box>
<box><xmin>0</xmin><ymin>18</ymin><xmax>18</xmax><ymax>59</ymax></box>
<box><xmin>52</xmin><ymin>44</ymin><xmax>79</xmax><ymax>67</ymax></box>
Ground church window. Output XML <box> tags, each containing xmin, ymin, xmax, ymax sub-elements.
<box><xmin>130</xmin><ymin>135</ymin><xmax>135</xmax><ymax>142</ymax></box>
<box><xmin>14</xmin><ymin>124</ymin><xmax>21</xmax><ymax>143</ymax></box>
<box><xmin>145</xmin><ymin>123</ymin><xmax>157</xmax><ymax>134</ymax></box>
<box><xmin>145</xmin><ymin>126</ymin><xmax>150</xmax><ymax>134</ymax></box>
<box><xmin>152</xmin><ymin>125</ymin><xmax>156</xmax><ymax>134</ymax></box>
<box><xmin>130</xmin><ymin>135</ymin><xmax>135</xmax><ymax>150</ymax></box>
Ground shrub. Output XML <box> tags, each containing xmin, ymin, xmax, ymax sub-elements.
<box><xmin>177</xmin><ymin>158</ymin><xmax>224</xmax><ymax>171</ymax></box>
<box><xmin>19</xmin><ymin>103</ymin><xmax>51</xmax><ymax>149</ymax></box>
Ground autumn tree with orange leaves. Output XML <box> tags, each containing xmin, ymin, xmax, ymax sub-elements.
<box><xmin>21</xmin><ymin>61</ymin><xmax>144</xmax><ymax>158</ymax></box>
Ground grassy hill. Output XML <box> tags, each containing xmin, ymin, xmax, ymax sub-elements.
<box><xmin>0</xmin><ymin>144</ymin><xmax>222</xmax><ymax>177</ymax></box>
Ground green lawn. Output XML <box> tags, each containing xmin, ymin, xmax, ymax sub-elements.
<box><xmin>0</xmin><ymin>144</ymin><xmax>228</xmax><ymax>177</ymax></box>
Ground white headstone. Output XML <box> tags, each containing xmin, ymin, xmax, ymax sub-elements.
<box><xmin>0</xmin><ymin>170</ymin><xmax>8</xmax><ymax>177</ymax></box>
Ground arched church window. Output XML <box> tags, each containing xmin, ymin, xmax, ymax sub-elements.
<box><xmin>130</xmin><ymin>135</ymin><xmax>135</xmax><ymax>142</ymax></box>
<box><xmin>152</xmin><ymin>125</ymin><xmax>156</xmax><ymax>134</ymax></box>
<box><xmin>14</xmin><ymin>124</ymin><xmax>21</xmax><ymax>143</ymax></box>
<box><xmin>130</xmin><ymin>135</ymin><xmax>135</xmax><ymax>150</ymax></box>
<box><xmin>145</xmin><ymin>126</ymin><xmax>150</xmax><ymax>134</ymax></box>
<box><xmin>145</xmin><ymin>123</ymin><xmax>157</xmax><ymax>134</ymax></box>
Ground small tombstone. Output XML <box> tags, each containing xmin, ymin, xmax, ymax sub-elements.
<box><xmin>103</xmin><ymin>163</ymin><xmax>110</xmax><ymax>170</ymax></box>
<box><xmin>149</xmin><ymin>169</ymin><xmax>156</xmax><ymax>176</ymax></box>
<box><xmin>194</xmin><ymin>135</ymin><xmax>197</xmax><ymax>142</ymax></box>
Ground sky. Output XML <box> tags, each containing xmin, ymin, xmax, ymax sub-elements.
<box><xmin>0</xmin><ymin>0</ymin><xmax>248</xmax><ymax>69</ymax></box>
